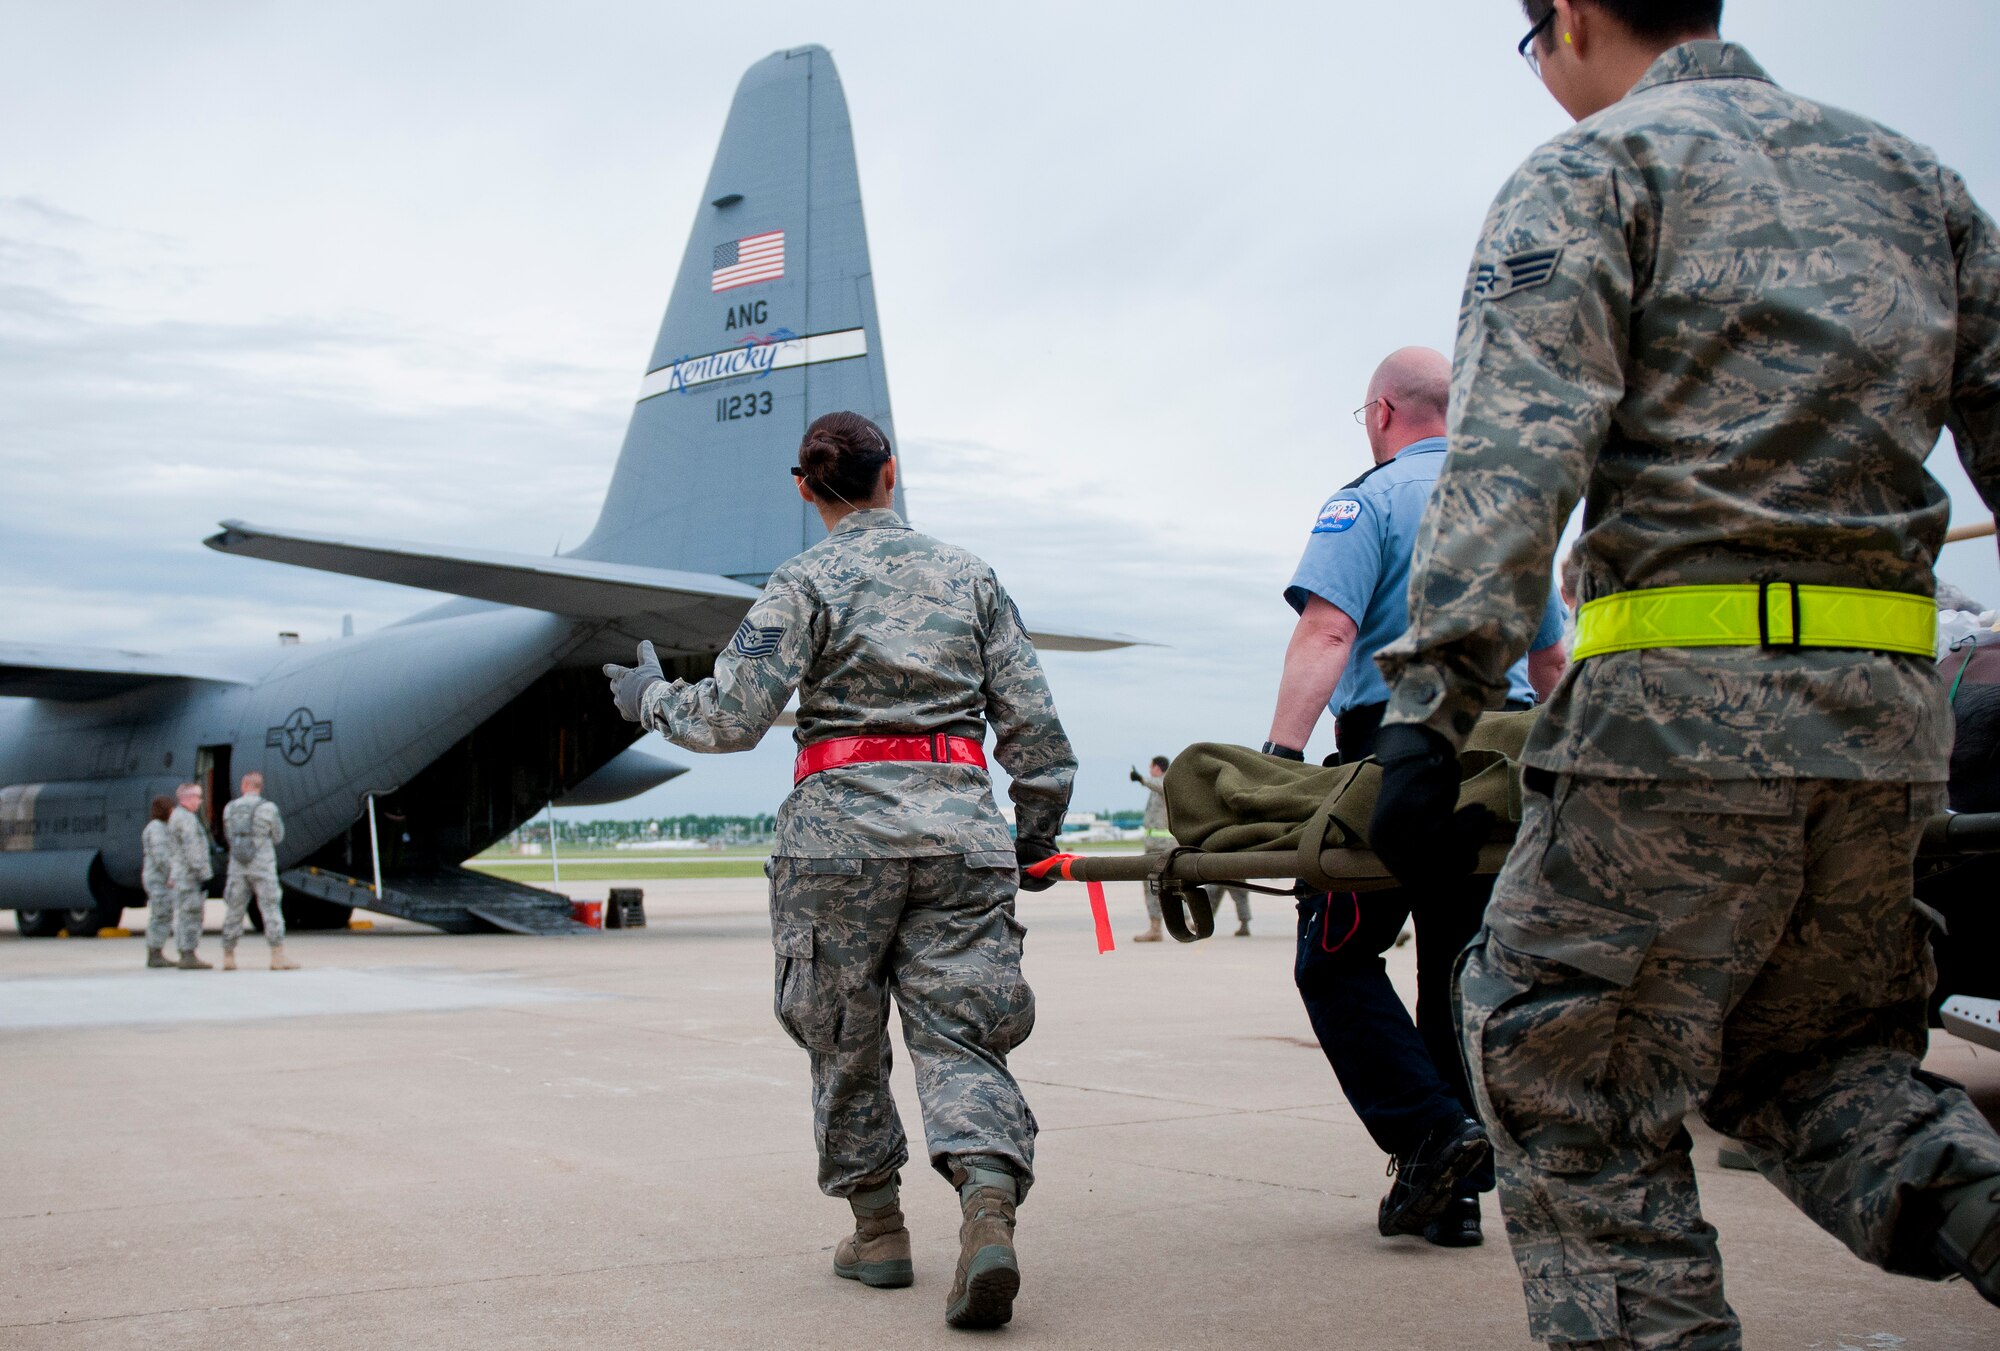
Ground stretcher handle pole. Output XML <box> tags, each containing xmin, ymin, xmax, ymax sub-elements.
<box><xmin>1041</xmin><ymin>843</ymin><xmax>1509</xmax><ymax>890</ymax></box>
<box><xmin>1921</xmin><ymin>810</ymin><xmax>2000</xmax><ymax>858</ymax></box>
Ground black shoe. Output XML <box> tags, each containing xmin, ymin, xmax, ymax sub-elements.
<box><xmin>1936</xmin><ymin>1175</ymin><xmax>2000</xmax><ymax>1307</ymax></box>
<box><xmin>1378</xmin><ymin>1118</ymin><xmax>1491</xmax><ymax>1237</ymax></box>
<box><xmin>1421</xmin><ymin>1195</ymin><xmax>1483</xmax><ymax>1248</ymax></box>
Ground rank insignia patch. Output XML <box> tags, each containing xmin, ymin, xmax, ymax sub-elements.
<box><xmin>729</xmin><ymin>620</ymin><xmax>786</xmax><ymax>658</ymax></box>
<box><xmin>1473</xmin><ymin>246</ymin><xmax>1563</xmax><ymax>301</ymax></box>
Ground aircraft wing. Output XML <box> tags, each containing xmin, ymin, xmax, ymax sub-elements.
<box><xmin>0</xmin><ymin>642</ymin><xmax>251</xmax><ymax>701</ymax></box>
<box><xmin>209</xmin><ymin>520</ymin><xmax>1148</xmax><ymax>653</ymax></box>
<box><xmin>205</xmin><ymin>521</ymin><xmax>762</xmax><ymax>634</ymax></box>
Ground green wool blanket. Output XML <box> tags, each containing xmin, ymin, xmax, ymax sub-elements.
<box><xmin>1159</xmin><ymin>710</ymin><xmax>1539</xmax><ymax>888</ymax></box>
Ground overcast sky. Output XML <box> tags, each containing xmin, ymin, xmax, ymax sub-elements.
<box><xmin>4</xmin><ymin>0</ymin><xmax>1998</xmax><ymax>822</ymax></box>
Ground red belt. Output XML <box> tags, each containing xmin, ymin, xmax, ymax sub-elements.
<box><xmin>793</xmin><ymin>733</ymin><xmax>988</xmax><ymax>786</ymax></box>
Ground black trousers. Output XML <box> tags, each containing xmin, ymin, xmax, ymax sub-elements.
<box><xmin>1293</xmin><ymin>879</ymin><xmax>1496</xmax><ymax>1190</ymax></box>
<box><xmin>1286</xmin><ymin>697</ymin><xmax>1526</xmax><ymax>1188</ymax></box>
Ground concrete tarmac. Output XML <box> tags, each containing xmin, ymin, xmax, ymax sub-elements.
<box><xmin>4</xmin><ymin>880</ymin><xmax>1996</xmax><ymax>1349</ymax></box>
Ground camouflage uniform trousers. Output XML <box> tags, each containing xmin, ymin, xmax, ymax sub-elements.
<box><xmin>767</xmin><ymin>852</ymin><xmax>1037</xmax><ymax>1198</ymax></box>
<box><xmin>1208</xmin><ymin>885</ymin><xmax>1250</xmax><ymax>925</ymax></box>
<box><xmin>167</xmin><ymin>885</ymin><xmax>205</xmax><ymax>953</ymax></box>
<box><xmin>223</xmin><ymin>863</ymin><xmax>286</xmax><ymax>948</ymax></box>
<box><xmin>143</xmin><ymin>878</ymin><xmax>176</xmax><ymax>951</ymax></box>
<box><xmin>1459</xmin><ymin>775</ymin><xmax>2000</xmax><ymax>1350</ymax></box>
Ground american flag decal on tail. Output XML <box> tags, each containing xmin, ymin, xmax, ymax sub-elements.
<box><xmin>711</xmin><ymin>231</ymin><xmax>785</xmax><ymax>292</ymax></box>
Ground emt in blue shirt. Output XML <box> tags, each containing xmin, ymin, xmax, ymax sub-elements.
<box><xmin>1263</xmin><ymin>346</ymin><xmax>1568</xmax><ymax>1251</ymax></box>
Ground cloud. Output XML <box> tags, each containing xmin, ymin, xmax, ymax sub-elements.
<box><xmin>0</xmin><ymin>207</ymin><xmax>636</xmax><ymax>652</ymax></box>
<box><xmin>5</xmin><ymin>2</ymin><xmax>1998</xmax><ymax>825</ymax></box>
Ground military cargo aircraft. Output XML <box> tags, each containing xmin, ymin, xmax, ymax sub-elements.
<box><xmin>0</xmin><ymin>44</ymin><xmax>1133</xmax><ymax>939</ymax></box>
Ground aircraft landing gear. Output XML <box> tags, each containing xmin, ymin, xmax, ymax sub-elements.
<box><xmin>14</xmin><ymin>908</ymin><xmax>65</xmax><ymax>938</ymax></box>
<box><xmin>13</xmin><ymin>902</ymin><xmax>126</xmax><ymax>938</ymax></box>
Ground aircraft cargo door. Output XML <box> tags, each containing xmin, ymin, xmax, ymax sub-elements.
<box><xmin>196</xmin><ymin>743</ymin><xmax>230</xmax><ymax>895</ymax></box>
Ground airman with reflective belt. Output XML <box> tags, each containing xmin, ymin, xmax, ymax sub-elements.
<box><xmin>605</xmin><ymin>411</ymin><xmax>1075</xmax><ymax>1331</ymax></box>
<box><xmin>1370</xmin><ymin>9</ymin><xmax>2000</xmax><ymax>1347</ymax></box>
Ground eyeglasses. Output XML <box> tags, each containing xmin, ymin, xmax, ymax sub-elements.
<box><xmin>1352</xmin><ymin>397</ymin><xmax>1394</xmax><ymax>426</ymax></box>
<box><xmin>1518</xmin><ymin>7</ymin><xmax>1556</xmax><ymax>78</ymax></box>
<box><xmin>788</xmin><ymin>466</ymin><xmax>806</xmax><ymax>479</ymax></box>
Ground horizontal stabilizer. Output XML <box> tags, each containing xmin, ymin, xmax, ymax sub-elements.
<box><xmin>0</xmin><ymin>641</ymin><xmax>249</xmax><ymax>701</ymax></box>
<box><xmin>1019</xmin><ymin>622</ymin><xmax>1151</xmax><ymax>653</ymax></box>
<box><xmin>206</xmin><ymin>521</ymin><xmax>760</xmax><ymax>638</ymax></box>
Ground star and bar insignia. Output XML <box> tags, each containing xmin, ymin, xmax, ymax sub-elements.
<box><xmin>266</xmin><ymin>707</ymin><xmax>333</xmax><ymax>766</ymax></box>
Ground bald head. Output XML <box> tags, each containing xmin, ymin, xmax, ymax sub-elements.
<box><xmin>1362</xmin><ymin>346</ymin><xmax>1452</xmax><ymax>462</ymax></box>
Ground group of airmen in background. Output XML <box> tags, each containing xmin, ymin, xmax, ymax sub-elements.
<box><xmin>138</xmin><ymin>771</ymin><xmax>298</xmax><ymax>972</ymax></box>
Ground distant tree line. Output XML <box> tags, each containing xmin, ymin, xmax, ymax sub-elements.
<box><xmin>506</xmin><ymin>814</ymin><xmax>779</xmax><ymax>847</ymax></box>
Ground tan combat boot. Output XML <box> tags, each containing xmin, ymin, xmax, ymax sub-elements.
<box><xmin>1132</xmin><ymin>916</ymin><xmax>1164</xmax><ymax>943</ymax></box>
<box><xmin>177</xmin><ymin>949</ymin><xmax>212</xmax><ymax>970</ymax></box>
<box><xmin>832</xmin><ymin>1179</ymin><xmax>912</xmax><ymax>1288</ymax></box>
<box><xmin>146</xmin><ymin>947</ymin><xmax>173</xmax><ymax>969</ymax></box>
<box><xmin>221</xmin><ymin>947</ymin><xmax>237</xmax><ymax>971</ymax></box>
<box><xmin>946</xmin><ymin>1165</ymin><xmax>1019</xmax><ymax>1329</ymax></box>
<box><xmin>270</xmin><ymin>944</ymin><xmax>299</xmax><ymax>971</ymax></box>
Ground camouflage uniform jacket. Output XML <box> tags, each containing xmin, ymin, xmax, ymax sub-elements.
<box><xmin>140</xmin><ymin>818</ymin><xmax>171</xmax><ymax>892</ymax></box>
<box><xmin>164</xmin><ymin>805</ymin><xmax>213</xmax><ymax>890</ymax></box>
<box><xmin>641</xmin><ymin>508</ymin><xmax>1077</xmax><ymax>857</ymax></box>
<box><xmin>222</xmin><ymin>793</ymin><xmax>284</xmax><ymax>870</ymax></box>
<box><xmin>1378</xmin><ymin>41</ymin><xmax>2000</xmax><ymax>781</ymax></box>
<box><xmin>1140</xmin><ymin>770</ymin><xmax>1168</xmax><ymax>833</ymax></box>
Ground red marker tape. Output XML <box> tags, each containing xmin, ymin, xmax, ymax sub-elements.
<box><xmin>1023</xmin><ymin>853</ymin><xmax>1115</xmax><ymax>953</ymax></box>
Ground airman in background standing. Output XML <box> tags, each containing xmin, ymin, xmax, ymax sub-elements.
<box><xmin>164</xmin><ymin>782</ymin><xmax>213</xmax><ymax>970</ymax></box>
<box><xmin>140</xmin><ymin>794</ymin><xmax>176</xmax><ymax>968</ymax></box>
<box><xmin>1131</xmin><ymin>755</ymin><xmax>1171</xmax><ymax>942</ymax></box>
<box><xmin>222</xmin><ymin>771</ymin><xmax>298</xmax><ymax>971</ymax></box>
<box><xmin>1370</xmin><ymin>1</ymin><xmax>2000</xmax><ymax>1342</ymax></box>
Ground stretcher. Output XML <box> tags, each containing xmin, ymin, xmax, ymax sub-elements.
<box><xmin>1025</xmin><ymin>810</ymin><xmax>2000</xmax><ymax>947</ymax></box>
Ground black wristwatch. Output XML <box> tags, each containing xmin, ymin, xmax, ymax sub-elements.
<box><xmin>1261</xmin><ymin>741</ymin><xmax>1306</xmax><ymax>761</ymax></box>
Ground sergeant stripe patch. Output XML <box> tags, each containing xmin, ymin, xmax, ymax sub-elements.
<box><xmin>1473</xmin><ymin>246</ymin><xmax>1564</xmax><ymax>301</ymax></box>
<box><xmin>729</xmin><ymin>619</ymin><xmax>786</xmax><ymax>659</ymax></box>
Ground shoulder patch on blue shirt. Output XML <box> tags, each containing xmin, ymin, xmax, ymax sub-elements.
<box><xmin>1312</xmin><ymin>498</ymin><xmax>1364</xmax><ymax>534</ymax></box>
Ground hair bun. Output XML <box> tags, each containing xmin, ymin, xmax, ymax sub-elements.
<box><xmin>796</xmin><ymin>411</ymin><xmax>892</xmax><ymax>505</ymax></box>
<box><xmin>799</xmin><ymin>433</ymin><xmax>840</xmax><ymax>475</ymax></box>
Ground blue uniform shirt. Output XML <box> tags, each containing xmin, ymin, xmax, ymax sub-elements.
<box><xmin>1286</xmin><ymin>437</ymin><xmax>1565</xmax><ymax>718</ymax></box>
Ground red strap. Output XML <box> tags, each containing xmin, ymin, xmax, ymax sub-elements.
<box><xmin>1023</xmin><ymin>852</ymin><xmax>1115</xmax><ymax>954</ymax></box>
<box><xmin>794</xmin><ymin>734</ymin><xmax>989</xmax><ymax>785</ymax></box>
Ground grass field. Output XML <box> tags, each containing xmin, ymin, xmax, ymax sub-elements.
<box><xmin>467</xmin><ymin>859</ymin><xmax>772</xmax><ymax>882</ymax></box>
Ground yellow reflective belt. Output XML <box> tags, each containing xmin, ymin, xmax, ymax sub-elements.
<box><xmin>1571</xmin><ymin>583</ymin><xmax>1936</xmax><ymax>661</ymax></box>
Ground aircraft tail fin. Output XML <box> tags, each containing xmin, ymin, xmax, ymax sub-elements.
<box><xmin>572</xmin><ymin>44</ymin><xmax>898</xmax><ymax>584</ymax></box>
